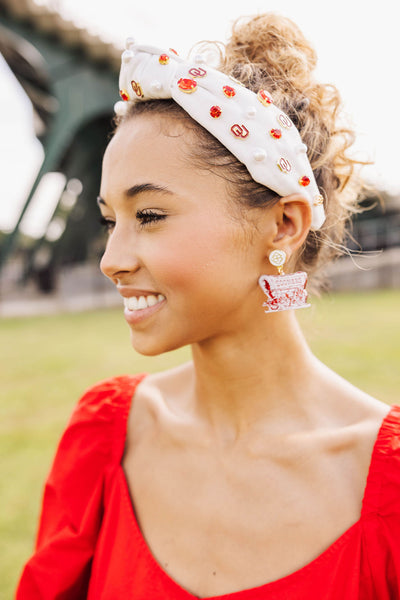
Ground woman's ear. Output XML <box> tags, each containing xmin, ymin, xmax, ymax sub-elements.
<box><xmin>273</xmin><ymin>194</ymin><xmax>312</xmax><ymax>252</ymax></box>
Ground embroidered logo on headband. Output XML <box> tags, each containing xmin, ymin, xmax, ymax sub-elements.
<box><xmin>115</xmin><ymin>40</ymin><xmax>326</xmax><ymax>230</ymax></box>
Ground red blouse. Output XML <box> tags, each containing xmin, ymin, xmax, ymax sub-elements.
<box><xmin>16</xmin><ymin>375</ymin><xmax>400</xmax><ymax>599</ymax></box>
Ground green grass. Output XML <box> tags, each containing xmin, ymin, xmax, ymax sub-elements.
<box><xmin>1</xmin><ymin>289</ymin><xmax>399</xmax><ymax>599</ymax></box>
<box><xmin>299</xmin><ymin>289</ymin><xmax>400</xmax><ymax>404</ymax></box>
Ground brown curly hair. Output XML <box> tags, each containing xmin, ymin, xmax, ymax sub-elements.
<box><xmin>115</xmin><ymin>13</ymin><xmax>365</xmax><ymax>292</ymax></box>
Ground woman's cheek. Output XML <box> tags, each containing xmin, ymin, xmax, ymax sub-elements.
<box><xmin>150</xmin><ymin>234</ymin><xmax>218</xmax><ymax>280</ymax></box>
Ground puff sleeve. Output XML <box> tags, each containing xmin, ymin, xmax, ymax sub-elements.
<box><xmin>362</xmin><ymin>405</ymin><xmax>400</xmax><ymax>599</ymax></box>
<box><xmin>15</xmin><ymin>375</ymin><xmax>144</xmax><ymax>600</ymax></box>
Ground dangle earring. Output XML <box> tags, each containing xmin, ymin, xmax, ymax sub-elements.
<box><xmin>258</xmin><ymin>250</ymin><xmax>310</xmax><ymax>313</ymax></box>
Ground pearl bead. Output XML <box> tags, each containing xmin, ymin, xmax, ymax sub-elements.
<box><xmin>114</xmin><ymin>101</ymin><xmax>127</xmax><ymax>116</ymax></box>
<box><xmin>150</xmin><ymin>81</ymin><xmax>162</xmax><ymax>93</ymax></box>
<box><xmin>193</xmin><ymin>54</ymin><xmax>206</xmax><ymax>64</ymax></box>
<box><xmin>125</xmin><ymin>37</ymin><xmax>136</xmax><ymax>50</ymax></box>
<box><xmin>246</xmin><ymin>107</ymin><xmax>257</xmax><ymax>118</ymax></box>
<box><xmin>122</xmin><ymin>50</ymin><xmax>134</xmax><ymax>63</ymax></box>
<box><xmin>253</xmin><ymin>148</ymin><xmax>267</xmax><ymax>161</ymax></box>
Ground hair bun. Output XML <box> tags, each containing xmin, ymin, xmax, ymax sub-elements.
<box><xmin>223</xmin><ymin>13</ymin><xmax>317</xmax><ymax>94</ymax></box>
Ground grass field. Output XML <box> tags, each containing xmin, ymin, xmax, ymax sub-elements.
<box><xmin>1</xmin><ymin>289</ymin><xmax>399</xmax><ymax>598</ymax></box>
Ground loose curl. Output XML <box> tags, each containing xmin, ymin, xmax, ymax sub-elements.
<box><xmin>115</xmin><ymin>13</ymin><xmax>366</xmax><ymax>292</ymax></box>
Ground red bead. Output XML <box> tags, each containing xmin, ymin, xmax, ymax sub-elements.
<box><xmin>159</xmin><ymin>54</ymin><xmax>170</xmax><ymax>65</ymax></box>
<box><xmin>257</xmin><ymin>89</ymin><xmax>273</xmax><ymax>106</ymax></box>
<box><xmin>223</xmin><ymin>85</ymin><xmax>236</xmax><ymax>98</ymax></box>
<box><xmin>177</xmin><ymin>78</ymin><xmax>197</xmax><ymax>93</ymax></box>
<box><xmin>119</xmin><ymin>89</ymin><xmax>129</xmax><ymax>101</ymax></box>
<box><xmin>299</xmin><ymin>176</ymin><xmax>311</xmax><ymax>187</ymax></box>
<box><xmin>210</xmin><ymin>105</ymin><xmax>222</xmax><ymax>118</ymax></box>
<box><xmin>169</xmin><ymin>48</ymin><xmax>179</xmax><ymax>55</ymax></box>
<box><xmin>270</xmin><ymin>128</ymin><xmax>282</xmax><ymax>139</ymax></box>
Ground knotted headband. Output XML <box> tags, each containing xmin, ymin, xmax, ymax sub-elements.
<box><xmin>115</xmin><ymin>40</ymin><xmax>326</xmax><ymax>229</ymax></box>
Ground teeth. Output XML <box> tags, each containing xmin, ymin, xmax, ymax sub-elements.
<box><xmin>125</xmin><ymin>296</ymin><xmax>138</xmax><ymax>310</ymax></box>
<box><xmin>124</xmin><ymin>294</ymin><xmax>165</xmax><ymax>311</ymax></box>
<box><xmin>137</xmin><ymin>296</ymin><xmax>147</xmax><ymax>309</ymax></box>
<box><xmin>146</xmin><ymin>295</ymin><xmax>158</xmax><ymax>307</ymax></box>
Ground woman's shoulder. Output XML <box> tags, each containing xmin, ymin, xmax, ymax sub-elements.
<box><xmin>70</xmin><ymin>373</ymin><xmax>147</xmax><ymax>425</ymax></box>
<box><xmin>372</xmin><ymin>402</ymin><xmax>400</xmax><ymax>453</ymax></box>
<box><xmin>313</xmin><ymin>363</ymin><xmax>393</xmax><ymax>450</ymax></box>
<box><xmin>365</xmin><ymin>403</ymin><xmax>400</xmax><ymax>510</ymax></box>
<box><xmin>54</xmin><ymin>374</ymin><xmax>148</xmax><ymax>467</ymax></box>
<box><xmin>337</xmin><ymin>383</ymin><xmax>398</xmax><ymax>478</ymax></box>
<box><xmin>127</xmin><ymin>362</ymin><xmax>194</xmax><ymax>417</ymax></box>
<box><xmin>359</xmin><ymin>404</ymin><xmax>400</xmax><ymax>590</ymax></box>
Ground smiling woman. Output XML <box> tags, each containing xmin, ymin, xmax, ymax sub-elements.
<box><xmin>16</xmin><ymin>12</ymin><xmax>400</xmax><ymax>600</ymax></box>
<box><xmin>98</xmin><ymin>115</ymin><xmax>269</xmax><ymax>356</ymax></box>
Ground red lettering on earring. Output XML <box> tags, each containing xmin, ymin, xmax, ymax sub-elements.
<box><xmin>230</xmin><ymin>124</ymin><xmax>249</xmax><ymax>139</ymax></box>
<box><xmin>258</xmin><ymin>272</ymin><xmax>310</xmax><ymax>313</ymax></box>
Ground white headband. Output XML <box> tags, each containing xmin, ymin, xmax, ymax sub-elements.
<box><xmin>115</xmin><ymin>40</ymin><xmax>326</xmax><ymax>230</ymax></box>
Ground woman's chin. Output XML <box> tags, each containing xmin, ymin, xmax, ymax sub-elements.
<box><xmin>128</xmin><ymin>330</ymin><xmax>180</xmax><ymax>357</ymax></box>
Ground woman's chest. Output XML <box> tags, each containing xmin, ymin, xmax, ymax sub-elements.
<box><xmin>120</xmin><ymin>435</ymin><xmax>364</xmax><ymax>598</ymax></box>
<box><xmin>89</xmin><ymin>463</ymin><xmax>366</xmax><ymax>600</ymax></box>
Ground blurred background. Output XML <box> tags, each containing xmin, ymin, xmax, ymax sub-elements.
<box><xmin>0</xmin><ymin>0</ymin><xmax>399</xmax><ymax>597</ymax></box>
<box><xmin>0</xmin><ymin>0</ymin><xmax>400</xmax><ymax>312</ymax></box>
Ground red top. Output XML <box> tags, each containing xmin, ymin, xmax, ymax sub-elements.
<box><xmin>16</xmin><ymin>375</ymin><xmax>400</xmax><ymax>599</ymax></box>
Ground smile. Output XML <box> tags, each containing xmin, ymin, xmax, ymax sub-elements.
<box><xmin>124</xmin><ymin>294</ymin><xmax>166</xmax><ymax>312</ymax></box>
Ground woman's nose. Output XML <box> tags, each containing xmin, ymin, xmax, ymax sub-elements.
<box><xmin>100</xmin><ymin>226</ymin><xmax>140</xmax><ymax>282</ymax></box>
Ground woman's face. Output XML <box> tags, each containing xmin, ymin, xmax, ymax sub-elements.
<box><xmin>99</xmin><ymin>115</ymin><xmax>270</xmax><ymax>355</ymax></box>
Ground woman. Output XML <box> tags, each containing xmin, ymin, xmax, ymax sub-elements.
<box><xmin>17</xmin><ymin>13</ymin><xmax>400</xmax><ymax>599</ymax></box>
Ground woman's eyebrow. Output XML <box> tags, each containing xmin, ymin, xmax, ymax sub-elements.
<box><xmin>125</xmin><ymin>183</ymin><xmax>172</xmax><ymax>198</ymax></box>
<box><xmin>97</xmin><ymin>183</ymin><xmax>173</xmax><ymax>206</ymax></box>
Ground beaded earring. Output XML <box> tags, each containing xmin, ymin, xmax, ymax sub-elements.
<box><xmin>258</xmin><ymin>250</ymin><xmax>310</xmax><ymax>313</ymax></box>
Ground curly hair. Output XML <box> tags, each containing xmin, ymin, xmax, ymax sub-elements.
<box><xmin>115</xmin><ymin>13</ymin><xmax>366</xmax><ymax>292</ymax></box>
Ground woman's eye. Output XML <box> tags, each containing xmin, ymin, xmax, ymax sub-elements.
<box><xmin>99</xmin><ymin>216</ymin><xmax>115</xmax><ymax>233</ymax></box>
<box><xmin>136</xmin><ymin>210</ymin><xmax>167</xmax><ymax>227</ymax></box>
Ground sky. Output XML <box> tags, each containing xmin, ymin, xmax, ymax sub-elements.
<box><xmin>1</xmin><ymin>0</ymin><xmax>399</xmax><ymax>233</ymax></box>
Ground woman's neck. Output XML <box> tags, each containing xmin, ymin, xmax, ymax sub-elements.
<box><xmin>190</xmin><ymin>310</ymin><xmax>319</xmax><ymax>441</ymax></box>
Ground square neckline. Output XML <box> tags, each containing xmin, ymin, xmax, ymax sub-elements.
<box><xmin>117</xmin><ymin>376</ymin><xmax>395</xmax><ymax>599</ymax></box>
<box><xmin>118</xmin><ymin>465</ymin><xmax>362</xmax><ymax>599</ymax></box>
